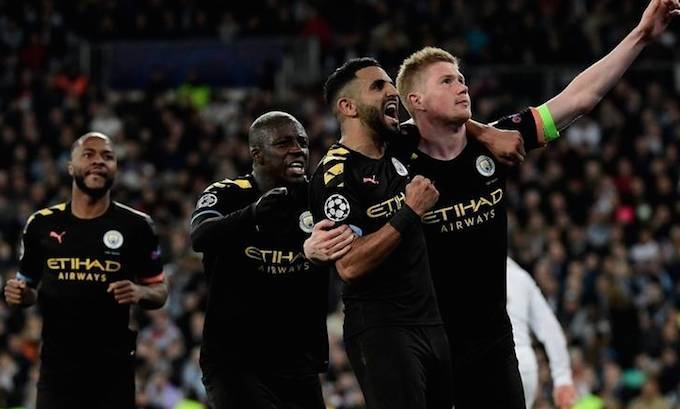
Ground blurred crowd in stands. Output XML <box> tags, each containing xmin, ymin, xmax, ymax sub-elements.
<box><xmin>0</xmin><ymin>0</ymin><xmax>679</xmax><ymax>408</ymax></box>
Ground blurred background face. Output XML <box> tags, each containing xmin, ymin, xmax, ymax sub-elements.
<box><xmin>69</xmin><ymin>136</ymin><xmax>117</xmax><ymax>198</ymax></box>
<box><xmin>419</xmin><ymin>61</ymin><xmax>471</xmax><ymax>125</ymax></box>
<box><xmin>258</xmin><ymin>121</ymin><xmax>309</xmax><ymax>185</ymax></box>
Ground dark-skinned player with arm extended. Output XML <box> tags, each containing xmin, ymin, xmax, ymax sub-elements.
<box><xmin>190</xmin><ymin>111</ymin><xmax>353</xmax><ymax>409</ymax></box>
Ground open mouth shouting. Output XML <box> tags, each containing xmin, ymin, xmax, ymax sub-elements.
<box><xmin>384</xmin><ymin>99</ymin><xmax>399</xmax><ymax>124</ymax></box>
<box><xmin>287</xmin><ymin>160</ymin><xmax>306</xmax><ymax>177</ymax></box>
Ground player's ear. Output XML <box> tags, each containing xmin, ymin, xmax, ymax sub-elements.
<box><xmin>67</xmin><ymin>161</ymin><xmax>74</xmax><ymax>177</ymax></box>
<box><xmin>337</xmin><ymin>97</ymin><xmax>356</xmax><ymax>117</ymax></box>
<box><xmin>408</xmin><ymin>92</ymin><xmax>423</xmax><ymax>111</ymax></box>
<box><xmin>251</xmin><ymin>147</ymin><xmax>262</xmax><ymax>164</ymax></box>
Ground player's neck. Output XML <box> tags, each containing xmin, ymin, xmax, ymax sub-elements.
<box><xmin>71</xmin><ymin>188</ymin><xmax>111</xmax><ymax>219</ymax></box>
<box><xmin>339</xmin><ymin>121</ymin><xmax>385</xmax><ymax>159</ymax></box>
<box><xmin>252</xmin><ymin>169</ymin><xmax>277</xmax><ymax>192</ymax></box>
<box><xmin>415</xmin><ymin>116</ymin><xmax>467</xmax><ymax>160</ymax></box>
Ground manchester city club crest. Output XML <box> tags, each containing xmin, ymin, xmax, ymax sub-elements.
<box><xmin>475</xmin><ymin>155</ymin><xmax>495</xmax><ymax>177</ymax></box>
<box><xmin>324</xmin><ymin>194</ymin><xmax>350</xmax><ymax>222</ymax></box>
<box><xmin>299</xmin><ymin>211</ymin><xmax>314</xmax><ymax>233</ymax></box>
<box><xmin>103</xmin><ymin>230</ymin><xmax>124</xmax><ymax>249</ymax></box>
<box><xmin>391</xmin><ymin>157</ymin><xmax>408</xmax><ymax>176</ymax></box>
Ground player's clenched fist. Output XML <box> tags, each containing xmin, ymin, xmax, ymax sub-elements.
<box><xmin>405</xmin><ymin>175</ymin><xmax>439</xmax><ymax>215</ymax></box>
<box><xmin>107</xmin><ymin>280</ymin><xmax>143</xmax><ymax>305</ymax></box>
<box><xmin>4</xmin><ymin>278</ymin><xmax>31</xmax><ymax>306</ymax></box>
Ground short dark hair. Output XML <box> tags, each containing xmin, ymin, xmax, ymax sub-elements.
<box><xmin>71</xmin><ymin>132</ymin><xmax>113</xmax><ymax>157</ymax></box>
<box><xmin>248</xmin><ymin>111</ymin><xmax>303</xmax><ymax>149</ymax></box>
<box><xmin>323</xmin><ymin>57</ymin><xmax>381</xmax><ymax>108</ymax></box>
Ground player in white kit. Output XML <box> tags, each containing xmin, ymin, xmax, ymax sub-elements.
<box><xmin>506</xmin><ymin>258</ymin><xmax>576</xmax><ymax>409</ymax></box>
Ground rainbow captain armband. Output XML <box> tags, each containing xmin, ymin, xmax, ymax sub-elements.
<box><xmin>536</xmin><ymin>104</ymin><xmax>560</xmax><ymax>143</ymax></box>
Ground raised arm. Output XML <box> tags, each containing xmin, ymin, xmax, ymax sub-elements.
<box><xmin>191</xmin><ymin>205</ymin><xmax>255</xmax><ymax>252</ymax></box>
<box><xmin>477</xmin><ymin>0</ymin><xmax>680</xmax><ymax>165</ymax></box>
<box><xmin>191</xmin><ymin>186</ymin><xmax>288</xmax><ymax>252</ymax></box>
<box><xmin>546</xmin><ymin>0</ymin><xmax>680</xmax><ymax>130</ymax></box>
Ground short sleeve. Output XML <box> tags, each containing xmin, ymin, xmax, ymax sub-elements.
<box><xmin>190</xmin><ymin>180</ymin><xmax>248</xmax><ymax>228</ymax></box>
<box><xmin>17</xmin><ymin>216</ymin><xmax>43</xmax><ymax>288</ymax></box>
<box><xmin>310</xmin><ymin>147</ymin><xmax>366</xmax><ymax>236</ymax></box>
<box><xmin>134</xmin><ymin>218</ymin><xmax>165</xmax><ymax>285</ymax></box>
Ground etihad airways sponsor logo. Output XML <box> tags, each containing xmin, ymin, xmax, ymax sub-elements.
<box><xmin>422</xmin><ymin>188</ymin><xmax>503</xmax><ymax>232</ymax></box>
<box><xmin>47</xmin><ymin>258</ymin><xmax>121</xmax><ymax>272</ymax></box>
<box><xmin>366</xmin><ymin>193</ymin><xmax>405</xmax><ymax>219</ymax></box>
<box><xmin>364</xmin><ymin>188</ymin><xmax>503</xmax><ymax>229</ymax></box>
<box><xmin>422</xmin><ymin>188</ymin><xmax>502</xmax><ymax>223</ymax></box>
<box><xmin>46</xmin><ymin>257</ymin><xmax>121</xmax><ymax>283</ymax></box>
<box><xmin>244</xmin><ymin>247</ymin><xmax>311</xmax><ymax>274</ymax></box>
<box><xmin>57</xmin><ymin>272</ymin><xmax>108</xmax><ymax>282</ymax></box>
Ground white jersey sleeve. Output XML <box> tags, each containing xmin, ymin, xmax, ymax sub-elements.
<box><xmin>507</xmin><ymin>257</ymin><xmax>573</xmax><ymax>386</ymax></box>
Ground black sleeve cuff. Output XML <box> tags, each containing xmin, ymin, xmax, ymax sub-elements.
<box><xmin>389</xmin><ymin>205</ymin><xmax>420</xmax><ymax>234</ymax></box>
<box><xmin>493</xmin><ymin>108</ymin><xmax>542</xmax><ymax>151</ymax></box>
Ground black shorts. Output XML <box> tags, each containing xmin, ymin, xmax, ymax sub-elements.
<box><xmin>344</xmin><ymin>325</ymin><xmax>452</xmax><ymax>409</ymax></box>
<box><xmin>36</xmin><ymin>361</ymin><xmax>135</xmax><ymax>409</ymax></box>
<box><xmin>202</xmin><ymin>367</ymin><xmax>325</xmax><ymax>409</ymax></box>
<box><xmin>450</xmin><ymin>334</ymin><xmax>525</xmax><ymax>409</ymax></box>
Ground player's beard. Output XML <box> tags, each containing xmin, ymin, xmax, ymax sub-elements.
<box><xmin>357</xmin><ymin>103</ymin><xmax>398</xmax><ymax>141</ymax></box>
<box><xmin>74</xmin><ymin>172</ymin><xmax>114</xmax><ymax>199</ymax></box>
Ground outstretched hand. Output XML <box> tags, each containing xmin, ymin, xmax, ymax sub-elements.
<box><xmin>637</xmin><ymin>0</ymin><xmax>680</xmax><ymax>41</ymax></box>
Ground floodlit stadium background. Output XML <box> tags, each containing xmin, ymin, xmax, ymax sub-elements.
<box><xmin>0</xmin><ymin>1</ymin><xmax>679</xmax><ymax>408</ymax></box>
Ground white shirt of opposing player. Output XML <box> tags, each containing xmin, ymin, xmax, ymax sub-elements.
<box><xmin>506</xmin><ymin>257</ymin><xmax>573</xmax><ymax>408</ymax></box>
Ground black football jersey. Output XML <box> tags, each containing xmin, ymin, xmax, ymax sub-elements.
<box><xmin>404</xmin><ymin>108</ymin><xmax>543</xmax><ymax>350</ymax></box>
<box><xmin>309</xmin><ymin>144</ymin><xmax>442</xmax><ymax>339</ymax></box>
<box><xmin>18</xmin><ymin>202</ymin><xmax>164</xmax><ymax>368</ymax></box>
<box><xmin>191</xmin><ymin>175</ymin><xmax>328</xmax><ymax>374</ymax></box>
